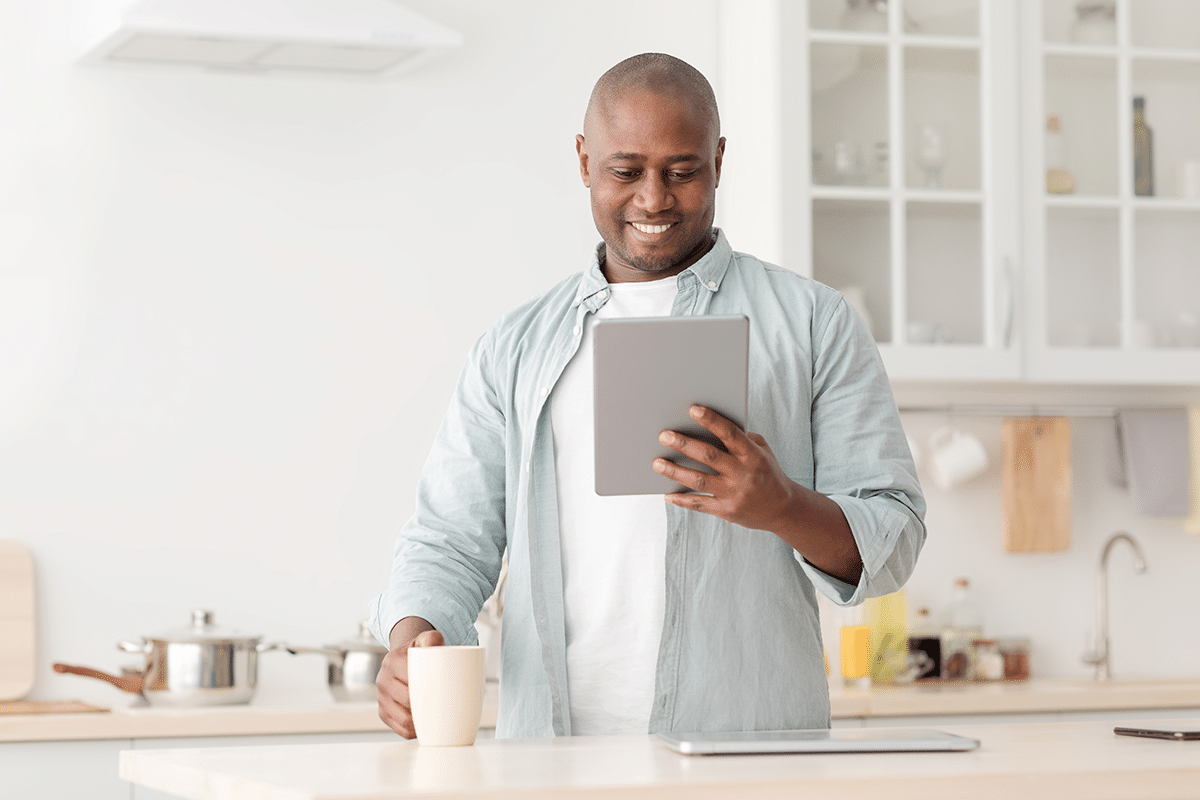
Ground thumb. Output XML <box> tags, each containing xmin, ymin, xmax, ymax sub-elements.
<box><xmin>410</xmin><ymin>629</ymin><xmax>445</xmax><ymax>648</ymax></box>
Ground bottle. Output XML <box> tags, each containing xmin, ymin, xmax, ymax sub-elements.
<box><xmin>948</xmin><ymin>577</ymin><xmax>984</xmax><ymax>631</ymax></box>
<box><xmin>1045</xmin><ymin>115</ymin><xmax>1076</xmax><ymax>194</ymax></box>
<box><xmin>839</xmin><ymin>605</ymin><xmax>871</xmax><ymax>691</ymax></box>
<box><xmin>864</xmin><ymin>591</ymin><xmax>907</xmax><ymax>684</ymax></box>
<box><xmin>941</xmin><ymin>577</ymin><xmax>983</xmax><ymax>681</ymax></box>
<box><xmin>1133</xmin><ymin>97</ymin><xmax>1154</xmax><ymax>197</ymax></box>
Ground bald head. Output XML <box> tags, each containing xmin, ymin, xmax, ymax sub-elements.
<box><xmin>583</xmin><ymin>53</ymin><xmax>720</xmax><ymax>145</ymax></box>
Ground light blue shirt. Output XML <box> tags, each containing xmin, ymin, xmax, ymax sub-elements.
<box><xmin>369</xmin><ymin>229</ymin><xmax>925</xmax><ymax>738</ymax></box>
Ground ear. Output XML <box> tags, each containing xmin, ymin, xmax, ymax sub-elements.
<box><xmin>576</xmin><ymin>134</ymin><xmax>591</xmax><ymax>188</ymax></box>
<box><xmin>714</xmin><ymin>136</ymin><xmax>726</xmax><ymax>188</ymax></box>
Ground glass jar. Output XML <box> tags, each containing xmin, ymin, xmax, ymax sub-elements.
<box><xmin>971</xmin><ymin>639</ymin><xmax>1004</xmax><ymax>681</ymax></box>
<box><xmin>1071</xmin><ymin>1</ymin><xmax>1116</xmax><ymax>46</ymax></box>
<box><xmin>997</xmin><ymin>637</ymin><xmax>1032</xmax><ymax>680</ymax></box>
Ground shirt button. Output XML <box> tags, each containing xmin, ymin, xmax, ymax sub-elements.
<box><xmin>707</xmin><ymin>280</ymin><xmax>717</xmax><ymax>290</ymax></box>
<box><xmin>540</xmin><ymin>386</ymin><xmax>549</xmax><ymax>397</ymax></box>
<box><xmin>574</xmin><ymin>294</ymin><xmax>582</xmax><ymax>304</ymax></box>
<box><xmin>572</xmin><ymin>325</ymin><xmax>581</xmax><ymax>336</ymax></box>
<box><xmin>598</xmin><ymin>290</ymin><xmax>608</xmax><ymax>301</ymax></box>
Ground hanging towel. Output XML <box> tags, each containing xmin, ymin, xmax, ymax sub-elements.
<box><xmin>1117</xmin><ymin>408</ymin><xmax>1190</xmax><ymax>517</ymax></box>
<box><xmin>1187</xmin><ymin>407</ymin><xmax>1200</xmax><ymax>534</ymax></box>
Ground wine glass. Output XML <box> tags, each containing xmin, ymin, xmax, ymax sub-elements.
<box><xmin>913</xmin><ymin>122</ymin><xmax>949</xmax><ymax>189</ymax></box>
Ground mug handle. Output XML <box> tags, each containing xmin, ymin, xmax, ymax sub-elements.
<box><xmin>928</xmin><ymin>426</ymin><xmax>957</xmax><ymax>450</ymax></box>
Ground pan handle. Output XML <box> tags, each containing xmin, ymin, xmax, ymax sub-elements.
<box><xmin>53</xmin><ymin>662</ymin><xmax>144</xmax><ymax>694</ymax></box>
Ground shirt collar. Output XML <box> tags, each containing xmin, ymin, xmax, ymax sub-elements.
<box><xmin>575</xmin><ymin>228</ymin><xmax>732</xmax><ymax>308</ymax></box>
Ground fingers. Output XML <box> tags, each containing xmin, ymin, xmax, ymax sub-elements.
<box><xmin>685</xmin><ymin>405</ymin><xmax>750</xmax><ymax>454</ymax></box>
<box><xmin>376</xmin><ymin>649</ymin><xmax>416</xmax><ymax>738</ymax></box>
<box><xmin>653</xmin><ymin>454</ymin><xmax>718</xmax><ymax>495</ymax></box>
<box><xmin>375</xmin><ymin>630</ymin><xmax>444</xmax><ymax>739</ymax></box>
<box><xmin>411</xmin><ymin>629</ymin><xmax>445</xmax><ymax>648</ymax></box>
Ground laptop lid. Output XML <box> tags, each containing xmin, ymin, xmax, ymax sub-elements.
<box><xmin>657</xmin><ymin>728</ymin><xmax>981</xmax><ymax>756</ymax></box>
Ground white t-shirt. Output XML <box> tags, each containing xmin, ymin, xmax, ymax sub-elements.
<box><xmin>550</xmin><ymin>275</ymin><xmax>677</xmax><ymax>735</ymax></box>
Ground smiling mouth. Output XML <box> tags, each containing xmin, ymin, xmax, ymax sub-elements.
<box><xmin>630</xmin><ymin>221</ymin><xmax>674</xmax><ymax>235</ymax></box>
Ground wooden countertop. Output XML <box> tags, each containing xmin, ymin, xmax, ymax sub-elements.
<box><xmin>5</xmin><ymin>678</ymin><xmax>1198</xmax><ymax>743</ymax></box>
<box><xmin>118</xmin><ymin>716</ymin><xmax>1200</xmax><ymax>800</ymax></box>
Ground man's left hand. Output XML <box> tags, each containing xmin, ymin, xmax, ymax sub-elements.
<box><xmin>654</xmin><ymin>404</ymin><xmax>798</xmax><ymax>531</ymax></box>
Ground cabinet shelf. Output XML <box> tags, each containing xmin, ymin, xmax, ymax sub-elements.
<box><xmin>782</xmin><ymin>0</ymin><xmax>1200</xmax><ymax>385</ymax></box>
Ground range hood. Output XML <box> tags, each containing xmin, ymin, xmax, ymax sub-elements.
<box><xmin>80</xmin><ymin>0</ymin><xmax>463</xmax><ymax>78</ymax></box>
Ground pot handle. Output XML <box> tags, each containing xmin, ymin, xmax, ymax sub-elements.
<box><xmin>257</xmin><ymin>640</ymin><xmax>286</xmax><ymax>654</ymax></box>
<box><xmin>117</xmin><ymin>639</ymin><xmax>150</xmax><ymax>655</ymax></box>
<box><xmin>283</xmin><ymin>644</ymin><xmax>345</xmax><ymax>664</ymax></box>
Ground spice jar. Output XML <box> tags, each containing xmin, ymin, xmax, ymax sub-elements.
<box><xmin>971</xmin><ymin>639</ymin><xmax>1004</xmax><ymax>681</ymax></box>
<box><xmin>997</xmin><ymin>637</ymin><xmax>1032</xmax><ymax>681</ymax></box>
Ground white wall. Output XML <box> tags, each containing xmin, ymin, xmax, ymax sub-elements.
<box><xmin>2</xmin><ymin>0</ymin><xmax>1197</xmax><ymax>712</ymax></box>
<box><xmin>1</xmin><ymin>0</ymin><xmax>719</xmax><ymax>704</ymax></box>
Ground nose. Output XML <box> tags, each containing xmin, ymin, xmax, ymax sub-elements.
<box><xmin>634</xmin><ymin>172</ymin><xmax>675</xmax><ymax>214</ymax></box>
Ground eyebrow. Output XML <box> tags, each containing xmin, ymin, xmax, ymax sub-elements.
<box><xmin>606</xmin><ymin>152</ymin><xmax>703</xmax><ymax>163</ymax></box>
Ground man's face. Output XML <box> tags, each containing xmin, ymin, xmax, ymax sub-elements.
<box><xmin>576</xmin><ymin>89</ymin><xmax>725</xmax><ymax>283</ymax></box>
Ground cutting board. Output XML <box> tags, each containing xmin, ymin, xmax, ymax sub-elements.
<box><xmin>0</xmin><ymin>699</ymin><xmax>106</xmax><ymax>715</ymax></box>
<box><xmin>0</xmin><ymin>539</ymin><xmax>36</xmax><ymax>700</ymax></box>
<box><xmin>1001</xmin><ymin>418</ymin><xmax>1072</xmax><ymax>553</ymax></box>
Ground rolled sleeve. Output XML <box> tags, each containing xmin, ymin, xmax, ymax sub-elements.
<box><xmin>368</xmin><ymin>334</ymin><xmax>508</xmax><ymax>648</ymax></box>
<box><xmin>801</xmin><ymin>295</ymin><xmax>927</xmax><ymax>606</ymax></box>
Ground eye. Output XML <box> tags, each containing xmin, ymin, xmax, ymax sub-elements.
<box><xmin>669</xmin><ymin>170</ymin><xmax>700</xmax><ymax>181</ymax></box>
<box><xmin>610</xmin><ymin>168</ymin><xmax>640</xmax><ymax>180</ymax></box>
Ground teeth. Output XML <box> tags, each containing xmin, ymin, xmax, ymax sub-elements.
<box><xmin>632</xmin><ymin>222</ymin><xmax>672</xmax><ymax>234</ymax></box>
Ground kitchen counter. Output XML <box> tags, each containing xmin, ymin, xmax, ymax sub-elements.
<box><xmin>830</xmin><ymin>677</ymin><xmax>1200</xmax><ymax>718</ymax></box>
<box><xmin>119</xmin><ymin>716</ymin><xmax>1200</xmax><ymax>799</ymax></box>
<box><xmin>0</xmin><ymin>684</ymin><xmax>499</xmax><ymax>743</ymax></box>
<box><xmin>5</xmin><ymin>678</ymin><xmax>1198</xmax><ymax>742</ymax></box>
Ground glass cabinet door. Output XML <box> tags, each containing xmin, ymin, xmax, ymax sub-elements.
<box><xmin>793</xmin><ymin>0</ymin><xmax>1020</xmax><ymax>381</ymax></box>
<box><xmin>1025</xmin><ymin>0</ymin><xmax>1200</xmax><ymax>383</ymax></box>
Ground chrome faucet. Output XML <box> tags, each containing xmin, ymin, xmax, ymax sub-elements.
<box><xmin>1082</xmin><ymin>532</ymin><xmax>1147</xmax><ymax>680</ymax></box>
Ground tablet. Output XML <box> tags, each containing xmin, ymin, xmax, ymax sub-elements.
<box><xmin>592</xmin><ymin>315</ymin><xmax>748</xmax><ymax>496</ymax></box>
<box><xmin>657</xmin><ymin>728</ymin><xmax>981</xmax><ymax>756</ymax></box>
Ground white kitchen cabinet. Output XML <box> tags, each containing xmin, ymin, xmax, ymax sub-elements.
<box><xmin>735</xmin><ymin>0</ymin><xmax>1200</xmax><ymax>385</ymax></box>
<box><xmin>1022</xmin><ymin>0</ymin><xmax>1200</xmax><ymax>383</ymax></box>
<box><xmin>783</xmin><ymin>0</ymin><xmax>1023</xmax><ymax>382</ymax></box>
<box><xmin>0</xmin><ymin>739</ymin><xmax>131</xmax><ymax>800</ymax></box>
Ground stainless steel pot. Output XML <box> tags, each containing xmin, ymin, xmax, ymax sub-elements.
<box><xmin>116</xmin><ymin>609</ymin><xmax>278</xmax><ymax>707</ymax></box>
<box><xmin>285</xmin><ymin>621</ymin><xmax>387</xmax><ymax>702</ymax></box>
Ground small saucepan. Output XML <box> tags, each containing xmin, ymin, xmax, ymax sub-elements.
<box><xmin>54</xmin><ymin>609</ymin><xmax>279</xmax><ymax>707</ymax></box>
<box><xmin>285</xmin><ymin>621</ymin><xmax>387</xmax><ymax>702</ymax></box>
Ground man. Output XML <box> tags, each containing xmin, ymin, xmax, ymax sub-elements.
<box><xmin>370</xmin><ymin>53</ymin><xmax>924</xmax><ymax>739</ymax></box>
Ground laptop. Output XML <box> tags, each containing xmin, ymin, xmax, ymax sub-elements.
<box><xmin>592</xmin><ymin>314</ymin><xmax>749</xmax><ymax>496</ymax></box>
<box><xmin>657</xmin><ymin>728</ymin><xmax>981</xmax><ymax>756</ymax></box>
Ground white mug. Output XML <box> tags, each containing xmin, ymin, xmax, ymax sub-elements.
<box><xmin>408</xmin><ymin>645</ymin><xmax>486</xmax><ymax>746</ymax></box>
<box><xmin>927</xmin><ymin>426</ymin><xmax>988</xmax><ymax>490</ymax></box>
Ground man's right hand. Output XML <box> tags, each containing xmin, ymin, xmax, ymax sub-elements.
<box><xmin>376</xmin><ymin>617</ymin><xmax>443</xmax><ymax>738</ymax></box>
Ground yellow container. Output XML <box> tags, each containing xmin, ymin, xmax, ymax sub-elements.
<box><xmin>864</xmin><ymin>591</ymin><xmax>908</xmax><ymax>683</ymax></box>
<box><xmin>839</xmin><ymin>625</ymin><xmax>871</xmax><ymax>679</ymax></box>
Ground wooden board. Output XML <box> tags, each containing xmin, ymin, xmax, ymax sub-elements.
<box><xmin>1002</xmin><ymin>418</ymin><xmax>1072</xmax><ymax>553</ymax></box>
<box><xmin>0</xmin><ymin>699</ymin><xmax>107</xmax><ymax>715</ymax></box>
<box><xmin>0</xmin><ymin>539</ymin><xmax>35</xmax><ymax>700</ymax></box>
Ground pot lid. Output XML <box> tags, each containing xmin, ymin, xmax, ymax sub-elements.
<box><xmin>146</xmin><ymin>609</ymin><xmax>261</xmax><ymax>644</ymax></box>
<box><xmin>329</xmin><ymin>620</ymin><xmax>387</xmax><ymax>653</ymax></box>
